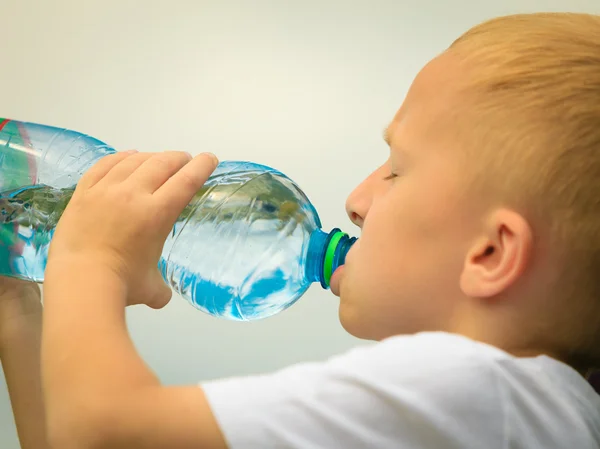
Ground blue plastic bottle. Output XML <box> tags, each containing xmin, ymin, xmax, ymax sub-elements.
<box><xmin>0</xmin><ymin>118</ymin><xmax>356</xmax><ymax>320</ymax></box>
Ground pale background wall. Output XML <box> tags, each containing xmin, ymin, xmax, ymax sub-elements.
<box><xmin>1</xmin><ymin>0</ymin><xmax>599</xmax><ymax>446</ymax></box>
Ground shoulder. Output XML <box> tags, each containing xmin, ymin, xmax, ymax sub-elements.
<box><xmin>323</xmin><ymin>331</ymin><xmax>510</xmax><ymax>384</ymax></box>
<box><xmin>203</xmin><ymin>332</ymin><xmax>509</xmax><ymax>449</ymax></box>
<box><xmin>206</xmin><ymin>331</ymin><xmax>510</xmax><ymax>405</ymax></box>
<box><xmin>322</xmin><ymin>332</ymin><xmax>510</xmax><ymax>407</ymax></box>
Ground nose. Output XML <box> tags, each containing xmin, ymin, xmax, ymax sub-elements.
<box><xmin>346</xmin><ymin>162</ymin><xmax>391</xmax><ymax>228</ymax></box>
<box><xmin>345</xmin><ymin>166</ymin><xmax>383</xmax><ymax>228</ymax></box>
<box><xmin>347</xmin><ymin>206</ymin><xmax>364</xmax><ymax>228</ymax></box>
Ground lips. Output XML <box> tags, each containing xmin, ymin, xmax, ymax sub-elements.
<box><xmin>330</xmin><ymin>266</ymin><xmax>344</xmax><ymax>297</ymax></box>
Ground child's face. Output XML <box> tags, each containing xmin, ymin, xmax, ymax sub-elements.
<box><xmin>332</xmin><ymin>54</ymin><xmax>486</xmax><ymax>340</ymax></box>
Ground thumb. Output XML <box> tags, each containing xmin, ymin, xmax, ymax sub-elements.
<box><xmin>146</xmin><ymin>271</ymin><xmax>173</xmax><ymax>310</ymax></box>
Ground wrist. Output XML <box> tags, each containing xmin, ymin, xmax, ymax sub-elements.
<box><xmin>45</xmin><ymin>255</ymin><xmax>128</xmax><ymax>307</ymax></box>
<box><xmin>47</xmin><ymin>254</ymin><xmax>125</xmax><ymax>287</ymax></box>
<box><xmin>48</xmin><ymin>251</ymin><xmax>122</xmax><ymax>276</ymax></box>
<box><xmin>0</xmin><ymin>299</ymin><xmax>43</xmax><ymax>354</ymax></box>
<box><xmin>0</xmin><ymin>278</ymin><xmax>41</xmax><ymax>301</ymax></box>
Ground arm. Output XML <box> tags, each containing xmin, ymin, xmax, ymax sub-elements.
<box><xmin>43</xmin><ymin>263</ymin><xmax>226</xmax><ymax>449</ymax></box>
<box><xmin>42</xmin><ymin>151</ymin><xmax>228</xmax><ymax>449</ymax></box>
<box><xmin>0</xmin><ymin>279</ymin><xmax>48</xmax><ymax>449</ymax></box>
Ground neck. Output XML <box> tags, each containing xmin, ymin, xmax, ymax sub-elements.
<box><xmin>448</xmin><ymin>297</ymin><xmax>585</xmax><ymax>373</ymax></box>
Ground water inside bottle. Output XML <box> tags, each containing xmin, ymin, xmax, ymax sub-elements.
<box><xmin>160</xmin><ymin>167</ymin><xmax>322</xmax><ymax>320</ymax></box>
<box><xmin>0</xmin><ymin>164</ymin><xmax>324</xmax><ymax>321</ymax></box>
<box><xmin>0</xmin><ymin>184</ymin><xmax>67</xmax><ymax>281</ymax></box>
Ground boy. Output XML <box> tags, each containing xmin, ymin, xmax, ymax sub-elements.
<box><xmin>4</xmin><ymin>11</ymin><xmax>600</xmax><ymax>449</ymax></box>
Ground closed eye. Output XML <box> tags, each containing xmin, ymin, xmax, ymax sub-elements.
<box><xmin>383</xmin><ymin>173</ymin><xmax>398</xmax><ymax>181</ymax></box>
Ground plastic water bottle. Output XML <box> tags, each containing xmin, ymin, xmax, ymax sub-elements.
<box><xmin>0</xmin><ymin>118</ymin><xmax>356</xmax><ymax>320</ymax></box>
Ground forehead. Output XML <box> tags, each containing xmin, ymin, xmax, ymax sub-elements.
<box><xmin>385</xmin><ymin>52</ymin><xmax>471</xmax><ymax>150</ymax></box>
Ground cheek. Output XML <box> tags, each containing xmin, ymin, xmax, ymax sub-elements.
<box><xmin>353</xmin><ymin>185</ymin><xmax>464</xmax><ymax>287</ymax></box>
<box><xmin>389</xmin><ymin>175</ymin><xmax>465</xmax><ymax>243</ymax></box>
<box><xmin>344</xmin><ymin>206</ymin><xmax>406</xmax><ymax>298</ymax></box>
<box><xmin>360</xmin><ymin>192</ymin><xmax>424</xmax><ymax>249</ymax></box>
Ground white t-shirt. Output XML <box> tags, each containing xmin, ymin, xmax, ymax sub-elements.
<box><xmin>203</xmin><ymin>332</ymin><xmax>600</xmax><ymax>449</ymax></box>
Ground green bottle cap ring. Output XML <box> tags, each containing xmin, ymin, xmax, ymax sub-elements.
<box><xmin>323</xmin><ymin>230</ymin><xmax>346</xmax><ymax>288</ymax></box>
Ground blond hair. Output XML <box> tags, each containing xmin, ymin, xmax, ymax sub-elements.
<box><xmin>450</xmin><ymin>13</ymin><xmax>600</xmax><ymax>370</ymax></box>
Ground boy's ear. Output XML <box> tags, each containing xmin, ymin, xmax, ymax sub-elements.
<box><xmin>460</xmin><ymin>209</ymin><xmax>533</xmax><ymax>298</ymax></box>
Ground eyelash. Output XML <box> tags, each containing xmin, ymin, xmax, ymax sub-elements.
<box><xmin>383</xmin><ymin>173</ymin><xmax>398</xmax><ymax>181</ymax></box>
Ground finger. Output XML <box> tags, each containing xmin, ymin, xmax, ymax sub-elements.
<box><xmin>154</xmin><ymin>152</ymin><xmax>219</xmax><ymax>223</ymax></box>
<box><xmin>98</xmin><ymin>152</ymin><xmax>156</xmax><ymax>186</ymax></box>
<box><xmin>78</xmin><ymin>151</ymin><xmax>138</xmax><ymax>189</ymax></box>
<box><xmin>126</xmin><ymin>151</ymin><xmax>193</xmax><ymax>193</ymax></box>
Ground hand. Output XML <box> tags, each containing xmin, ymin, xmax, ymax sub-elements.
<box><xmin>47</xmin><ymin>150</ymin><xmax>219</xmax><ymax>309</ymax></box>
<box><xmin>0</xmin><ymin>276</ymin><xmax>47</xmax><ymax>449</ymax></box>
<box><xmin>0</xmin><ymin>277</ymin><xmax>42</xmax><ymax>351</ymax></box>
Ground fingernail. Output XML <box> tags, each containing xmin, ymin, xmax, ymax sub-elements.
<box><xmin>125</xmin><ymin>149</ymin><xmax>138</xmax><ymax>154</ymax></box>
<box><xmin>202</xmin><ymin>152</ymin><xmax>219</xmax><ymax>166</ymax></box>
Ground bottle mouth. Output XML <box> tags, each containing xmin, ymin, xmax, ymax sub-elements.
<box><xmin>320</xmin><ymin>228</ymin><xmax>357</xmax><ymax>288</ymax></box>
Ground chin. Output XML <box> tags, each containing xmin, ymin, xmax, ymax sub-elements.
<box><xmin>339</xmin><ymin>301</ymin><xmax>419</xmax><ymax>341</ymax></box>
<box><xmin>338</xmin><ymin>302</ymin><xmax>378</xmax><ymax>341</ymax></box>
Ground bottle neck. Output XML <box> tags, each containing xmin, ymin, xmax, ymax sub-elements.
<box><xmin>306</xmin><ymin>228</ymin><xmax>357</xmax><ymax>289</ymax></box>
